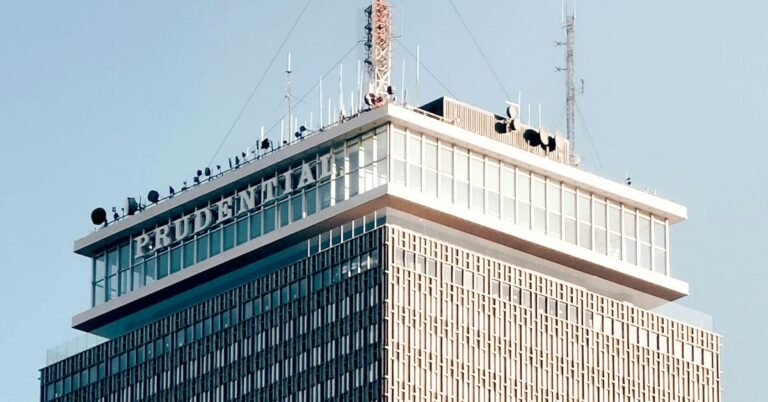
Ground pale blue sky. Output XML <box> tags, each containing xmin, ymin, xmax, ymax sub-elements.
<box><xmin>1</xmin><ymin>1</ymin><xmax>765</xmax><ymax>400</ymax></box>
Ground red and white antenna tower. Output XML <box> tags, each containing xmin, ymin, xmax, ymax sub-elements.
<box><xmin>364</xmin><ymin>0</ymin><xmax>392</xmax><ymax>108</ymax></box>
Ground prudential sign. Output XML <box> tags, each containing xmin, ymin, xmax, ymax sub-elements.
<box><xmin>134</xmin><ymin>153</ymin><xmax>336</xmax><ymax>258</ymax></box>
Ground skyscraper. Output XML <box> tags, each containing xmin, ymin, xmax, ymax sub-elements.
<box><xmin>39</xmin><ymin>3</ymin><xmax>720</xmax><ymax>400</ymax></box>
<box><xmin>40</xmin><ymin>94</ymin><xmax>721</xmax><ymax>401</ymax></box>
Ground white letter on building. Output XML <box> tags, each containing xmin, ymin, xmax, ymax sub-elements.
<box><xmin>194</xmin><ymin>208</ymin><xmax>213</xmax><ymax>234</ymax></box>
<box><xmin>134</xmin><ymin>233</ymin><xmax>151</xmax><ymax>258</ymax></box>
<box><xmin>215</xmin><ymin>196</ymin><xmax>235</xmax><ymax>222</ymax></box>
<box><xmin>263</xmin><ymin>177</ymin><xmax>278</xmax><ymax>203</ymax></box>
<box><xmin>238</xmin><ymin>187</ymin><xmax>256</xmax><ymax>215</ymax></box>
<box><xmin>318</xmin><ymin>154</ymin><xmax>333</xmax><ymax>179</ymax></box>
<box><xmin>173</xmin><ymin>215</ymin><xmax>193</xmax><ymax>241</ymax></box>
<box><xmin>296</xmin><ymin>162</ymin><xmax>316</xmax><ymax>189</ymax></box>
<box><xmin>155</xmin><ymin>225</ymin><xmax>172</xmax><ymax>249</ymax></box>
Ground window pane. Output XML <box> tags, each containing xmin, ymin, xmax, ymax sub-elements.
<box><xmin>236</xmin><ymin>218</ymin><xmax>248</xmax><ymax>245</ymax></box>
<box><xmin>305</xmin><ymin>189</ymin><xmax>317</xmax><ymax>216</ymax></box>
<box><xmin>263</xmin><ymin>206</ymin><xmax>276</xmax><ymax>233</ymax></box>
<box><xmin>222</xmin><ymin>223</ymin><xmax>235</xmax><ymax>251</ymax></box>
<box><xmin>210</xmin><ymin>229</ymin><xmax>222</xmax><ymax>256</ymax></box>
<box><xmin>392</xmin><ymin>129</ymin><xmax>406</xmax><ymax>159</ymax></box>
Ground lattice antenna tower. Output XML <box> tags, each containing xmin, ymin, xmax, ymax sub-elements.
<box><xmin>364</xmin><ymin>0</ymin><xmax>393</xmax><ymax>108</ymax></box>
<box><xmin>557</xmin><ymin>0</ymin><xmax>579</xmax><ymax>165</ymax></box>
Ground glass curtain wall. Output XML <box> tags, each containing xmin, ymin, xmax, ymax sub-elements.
<box><xmin>388</xmin><ymin>125</ymin><xmax>669</xmax><ymax>275</ymax></box>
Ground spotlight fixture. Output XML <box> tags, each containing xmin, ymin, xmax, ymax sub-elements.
<box><xmin>169</xmin><ymin>186</ymin><xmax>175</xmax><ymax>197</ymax></box>
<box><xmin>126</xmin><ymin>197</ymin><xmax>139</xmax><ymax>215</ymax></box>
<box><xmin>112</xmin><ymin>207</ymin><xmax>119</xmax><ymax>221</ymax></box>
<box><xmin>204</xmin><ymin>167</ymin><xmax>211</xmax><ymax>177</ymax></box>
<box><xmin>147</xmin><ymin>190</ymin><xmax>160</xmax><ymax>203</ymax></box>
<box><xmin>91</xmin><ymin>208</ymin><xmax>107</xmax><ymax>226</ymax></box>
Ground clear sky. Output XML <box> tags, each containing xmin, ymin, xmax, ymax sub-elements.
<box><xmin>1</xmin><ymin>1</ymin><xmax>765</xmax><ymax>400</ymax></box>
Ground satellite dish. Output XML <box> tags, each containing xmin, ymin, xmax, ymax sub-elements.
<box><xmin>539</xmin><ymin>132</ymin><xmax>549</xmax><ymax>148</ymax></box>
<box><xmin>147</xmin><ymin>190</ymin><xmax>160</xmax><ymax>203</ymax></box>
<box><xmin>523</xmin><ymin>129</ymin><xmax>542</xmax><ymax>147</ymax></box>
<box><xmin>546</xmin><ymin>136</ymin><xmax>557</xmax><ymax>152</ymax></box>
<box><xmin>506</xmin><ymin>104</ymin><xmax>518</xmax><ymax>120</ymax></box>
<box><xmin>126</xmin><ymin>197</ymin><xmax>139</xmax><ymax>215</ymax></box>
<box><xmin>91</xmin><ymin>208</ymin><xmax>107</xmax><ymax>225</ymax></box>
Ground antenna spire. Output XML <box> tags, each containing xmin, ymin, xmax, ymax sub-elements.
<box><xmin>285</xmin><ymin>52</ymin><xmax>293</xmax><ymax>137</ymax></box>
<box><xmin>559</xmin><ymin>1</ymin><xmax>579</xmax><ymax>165</ymax></box>
<box><xmin>364</xmin><ymin>0</ymin><xmax>392</xmax><ymax>108</ymax></box>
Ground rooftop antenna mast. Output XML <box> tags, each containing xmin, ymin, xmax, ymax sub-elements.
<box><xmin>285</xmin><ymin>53</ymin><xmax>293</xmax><ymax>136</ymax></box>
<box><xmin>364</xmin><ymin>0</ymin><xmax>392</xmax><ymax>108</ymax></box>
<box><xmin>557</xmin><ymin>0</ymin><xmax>580</xmax><ymax>165</ymax></box>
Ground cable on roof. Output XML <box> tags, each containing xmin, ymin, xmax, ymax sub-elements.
<box><xmin>448</xmin><ymin>0</ymin><xmax>511</xmax><ymax>100</ymax></box>
<box><xmin>395</xmin><ymin>38</ymin><xmax>457</xmax><ymax>100</ymax></box>
<box><xmin>260</xmin><ymin>41</ymin><xmax>361</xmax><ymax>140</ymax></box>
<box><xmin>208</xmin><ymin>0</ymin><xmax>314</xmax><ymax>166</ymax></box>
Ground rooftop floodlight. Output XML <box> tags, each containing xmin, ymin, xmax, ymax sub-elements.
<box><xmin>196</xmin><ymin>169</ymin><xmax>202</xmax><ymax>177</ymax></box>
<box><xmin>235</xmin><ymin>156</ymin><xmax>240</xmax><ymax>167</ymax></box>
<box><xmin>181</xmin><ymin>181</ymin><xmax>188</xmax><ymax>191</ymax></box>
<box><xmin>169</xmin><ymin>186</ymin><xmax>175</xmax><ymax>197</ymax></box>
<box><xmin>193</xmin><ymin>176</ymin><xmax>200</xmax><ymax>185</ymax></box>
<box><xmin>147</xmin><ymin>190</ymin><xmax>160</xmax><ymax>203</ymax></box>
<box><xmin>126</xmin><ymin>197</ymin><xmax>139</xmax><ymax>215</ymax></box>
<box><xmin>91</xmin><ymin>207</ymin><xmax>107</xmax><ymax>226</ymax></box>
<box><xmin>546</xmin><ymin>136</ymin><xmax>557</xmax><ymax>152</ymax></box>
<box><xmin>260</xmin><ymin>138</ymin><xmax>271</xmax><ymax>150</ymax></box>
<box><xmin>228</xmin><ymin>158</ymin><xmax>233</xmax><ymax>169</ymax></box>
<box><xmin>204</xmin><ymin>167</ymin><xmax>211</xmax><ymax>177</ymax></box>
<box><xmin>523</xmin><ymin>129</ymin><xmax>542</xmax><ymax>147</ymax></box>
<box><xmin>216</xmin><ymin>164</ymin><xmax>222</xmax><ymax>173</ymax></box>
<box><xmin>111</xmin><ymin>207</ymin><xmax>119</xmax><ymax>221</ymax></box>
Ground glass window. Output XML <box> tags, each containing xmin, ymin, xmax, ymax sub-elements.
<box><xmin>156</xmin><ymin>252</ymin><xmax>169</xmax><ymax>279</ymax></box>
<box><xmin>93</xmin><ymin>280</ymin><xmax>105</xmax><ymax>305</ymax></box>
<box><xmin>263</xmin><ymin>206</ymin><xmax>276</xmax><ymax>233</ymax></box>
<box><xmin>170</xmin><ymin>246</ymin><xmax>181</xmax><ymax>273</ymax></box>
<box><xmin>407</xmin><ymin>134</ymin><xmax>422</xmax><ymax>190</ymax></box>
<box><xmin>502</xmin><ymin>167</ymin><xmax>515</xmax><ymax>222</ymax></box>
<box><xmin>196</xmin><ymin>235</ymin><xmax>209</xmax><ymax>262</ymax></box>
<box><xmin>470</xmin><ymin>156</ymin><xmax>484</xmax><ymax>212</ymax></box>
<box><xmin>278</xmin><ymin>199</ymin><xmax>290</xmax><ymax>227</ymax></box>
<box><xmin>608</xmin><ymin>203</ymin><xmax>622</xmax><ymax>259</ymax></box>
<box><xmin>593</xmin><ymin>199</ymin><xmax>607</xmax><ymax>255</ymax></box>
<box><xmin>547</xmin><ymin>182</ymin><xmax>561</xmax><ymax>237</ymax></box>
<box><xmin>208</xmin><ymin>228</ymin><xmax>221</xmax><ymax>256</ymax></box>
<box><xmin>236</xmin><ymin>218</ymin><xmax>249</xmax><ymax>246</ymax></box>
<box><xmin>250</xmin><ymin>211</ymin><xmax>262</xmax><ymax>239</ymax></box>
<box><xmin>223</xmin><ymin>222</ymin><xmax>235</xmax><ymax>251</ymax></box>
<box><xmin>305</xmin><ymin>188</ymin><xmax>317</xmax><ymax>217</ymax></box>
<box><xmin>516</xmin><ymin>170</ymin><xmax>531</xmax><ymax>228</ymax></box>
<box><xmin>439</xmin><ymin>145</ymin><xmax>453</xmax><ymax>202</ymax></box>
<box><xmin>291</xmin><ymin>195</ymin><xmax>303</xmax><ymax>222</ymax></box>
<box><xmin>623</xmin><ymin>210</ymin><xmax>637</xmax><ymax>264</ymax></box>
<box><xmin>107</xmin><ymin>249</ymin><xmax>118</xmax><ymax>277</ymax></box>
<box><xmin>638</xmin><ymin>214</ymin><xmax>651</xmax><ymax>269</ymax></box>
<box><xmin>183</xmin><ymin>241</ymin><xmax>195</xmax><ymax>268</ymax></box>
<box><xmin>532</xmin><ymin>176</ymin><xmax>546</xmax><ymax>233</ymax></box>
<box><xmin>578</xmin><ymin>194</ymin><xmax>592</xmax><ymax>248</ymax></box>
<box><xmin>144</xmin><ymin>257</ymin><xmax>156</xmax><ymax>285</ymax></box>
<box><xmin>94</xmin><ymin>254</ymin><xmax>106</xmax><ymax>282</ymax></box>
